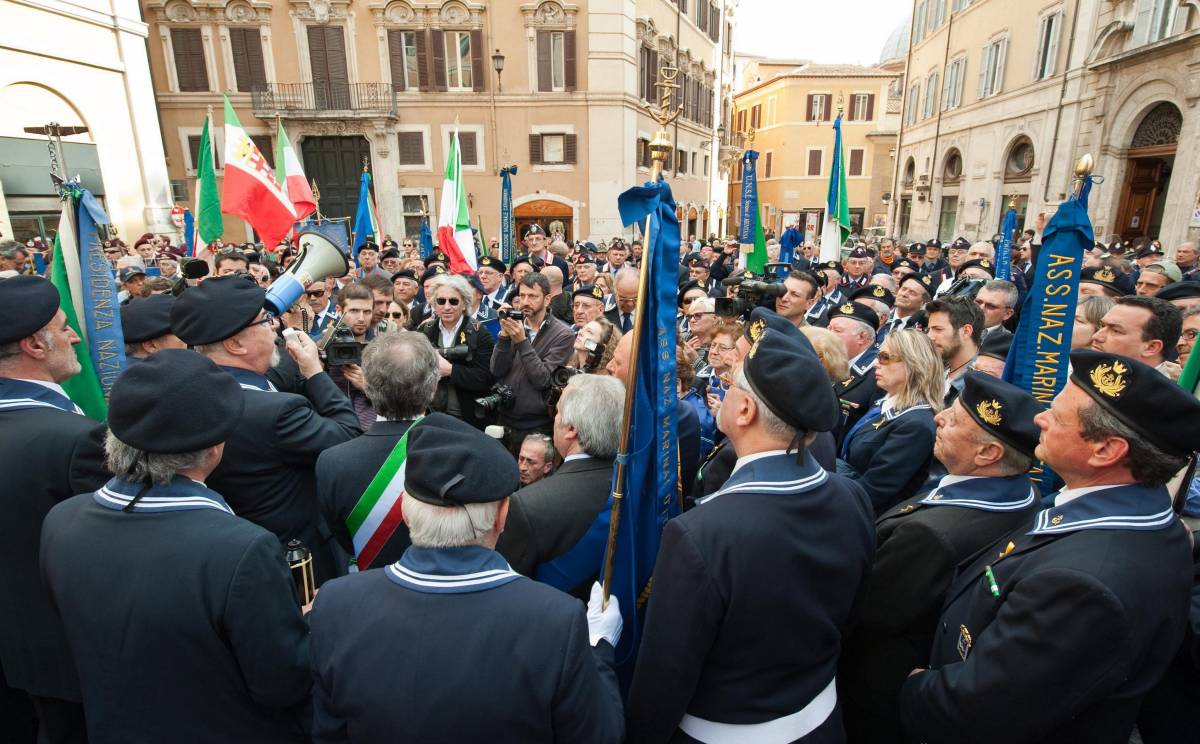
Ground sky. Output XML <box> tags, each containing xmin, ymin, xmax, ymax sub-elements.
<box><xmin>733</xmin><ymin>0</ymin><xmax>911</xmax><ymax>67</ymax></box>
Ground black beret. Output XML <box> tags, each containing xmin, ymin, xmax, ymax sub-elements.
<box><xmin>391</xmin><ymin>269</ymin><xmax>418</xmax><ymax>282</ymax></box>
<box><xmin>677</xmin><ymin>280</ymin><xmax>703</xmax><ymax>307</ymax></box>
<box><xmin>742</xmin><ymin>308</ymin><xmax>841</xmax><ymax>433</ymax></box>
<box><xmin>828</xmin><ymin>301</ymin><xmax>880</xmax><ymax>332</ymax></box>
<box><xmin>742</xmin><ymin>305</ymin><xmax>795</xmax><ymax>343</ymax></box>
<box><xmin>510</xmin><ymin>255</ymin><xmax>534</xmax><ymax>272</ymax></box>
<box><xmin>574</xmin><ymin>284</ymin><xmax>606</xmax><ymax>303</ymax></box>
<box><xmin>405</xmin><ymin>413</ymin><xmax>519</xmax><ymax>505</ymax></box>
<box><xmin>420</xmin><ymin>265</ymin><xmax>448</xmax><ymax>284</ymax></box>
<box><xmin>1069</xmin><ymin>350</ymin><xmax>1200</xmax><ymax>457</ymax></box>
<box><xmin>1155</xmin><ymin>281</ymin><xmax>1200</xmax><ymax>302</ymax></box>
<box><xmin>522</xmin><ymin>223</ymin><xmax>546</xmax><ymax>237</ymax></box>
<box><xmin>478</xmin><ymin>255</ymin><xmax>507</xmax><ymax>273</ymax></box>
<box><xmin>891</xmin><ymin>258</ymin><xmax>920</xmax><ymax>274</ymax></box>
<box><xmin>0</xmin><ymin>275</ymin><xmax>61</xmax><ymax>344</ymax></box>
<box><xmin>847</xmin><ymin>246</ymin><xmax>870</xmax><ymax>260</ymax></box>
<box><xmin>850</xmin><ymin>284</ymin><xmax>894</xmax><ymax>308</ymax></box>
<box><xmin>958</xmin><ymin>371</ymin><xmax>1041</xmax><ymax>458</ymax></box>
<box><xmin>121</xmin><ymin>295</ymin><xmax>176</xmax><ymax>344</ymax></box>
<box><xmin>959</xmin><ymin>258</ymin><xmax>996</xmax><ymax>277</ymax></box>
<box><xmin>926</xmin><ymin>239</ymin><xmax>942</xmax><ymax>249</ymax></box>
<box><xmin>382</xmin><ymin>239</ymin><xmax>398</xmax><ymax>248</ymax></box>
<box><xmin>949</xmin><ymin>237</ymin><xmax>971</xmax><ymax>250</ymax></box>
<box><xmin>978</xmin><ymin>330</ymin><xmax>1012</xmax><ymax>361</ymax></box>
<box><xmin>817</xmin><ymin>259</ymin><xmax>844</xmax><ymax>275</ymax></box>
<box><xmin>1080</xmin><ymin>266</ymin><xmax>1123</xmax><ymax>295</ymax></box>
<box><xmin>906</xmin><ymin>243</ymin><xmax>927</xmax><ymax>256</ymax></box>
<box><xmin>900</xmin><ymin>272</ymin><xmax>935</xmax><ymax>296</ymax></box>
<box><xmin>425</xmin><ymin>251</ymin><xmax>450</xmax><ymax>267</ymax></box>
<box><xmin>359</xmin><ymin>242</ymin><xmax>380</xmax><ymax>253</ymax></box>
<box><xmin>380</xmin><ymin>249</ymin><xmax>401</xmax><ymax>260</ymax></box>
<box><xmin>108</xmin><ymin>349</ymin><xmax>243</xmax><ymax>454</ymax></box>
<box><xmin>171</xmin><ymin>275</ymin><xmax>265</xmax><ymax>346</ymax></box>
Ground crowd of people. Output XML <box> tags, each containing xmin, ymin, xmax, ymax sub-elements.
<box><xmin>1</xmin><ymin>217</ymin><xmax>1199</xmax><ymax>744</ymax></box>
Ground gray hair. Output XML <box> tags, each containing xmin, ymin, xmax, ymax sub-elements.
<box><xmin>557</xmin><ymin>374</ymin><xmax>624</xmax><ymax>458</ymax></box>
<box><xmin>735</xmin><ymin>367</ymin><xmax>798</xmax><ymax>440</ymax></box>
<box><xmin>427</xmin><ymin>273</ymin><xmax>473</xmax><ymax>305</ymax></box>
<box><xmin>870</xmin><ymin>274</ymin><xmax>898</xmax><ymax>291</ymax></box>
<box><xmin>104</xmin><ymin>431</ymin><xmax>210</xmax><ymax>485</ymax></box>
<box><xmin>361</xmin><ymin>331</ymin><xmax>438</xmax><ymax>420</ymax></box>
<box><xmin>981</xmin><ymin>279</ymin><xmax>1018</xmax><ymax>309</ymax></box>
<box><xmin>522</xmin><ymin>433</ymin><xmax>556</xmax><ymax>463</ymax></box>
<box><xmin>967</xmin><ymin>424</ymin><xmax>1035</xmax><ymax>476</ymax></box>
<box><xmin>968</xmin><ymin>241</ymin><xmax>996</xmax><ymax>260</ymax></box>
<box><xmin>0</xmin><ymin>239</ymin><xmax>28</xmax><ymax>259</ymax></box>
<box><xmin>0</xmin><ymin>327</ymin><xmax>52</xmax><ymax>367</ymax></box>
<box><xmin>1078</xmin><ymin>398</ymin><xmax>1188</xmax><ymax>486</ymax></box>
<box><xmin>402</xmin><ymin>492</ymin><xmax>501</xmax><ymax>548</ymax></box>
<box><xmin>615</xmin><ymin>267</ymin><xmax>640</xmax><ymax>288</ymax></box>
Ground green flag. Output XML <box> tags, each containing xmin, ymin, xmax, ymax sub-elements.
<box><xmin>1180</xmin><ymin>336</ymin><xmax>1200</xmax><ymax>398</ymax></box>
<box><xmin>746</xmin><ymin>205</ymin><xmax>768</xmax><ymax>273</ymax></box>
<box><xmin>48</xmin><ymin>209</ymin><xmax>108</xmax><ymax>420</ymax></box>
<box><xmin>195</xmin><ymin>111</ymin><xmax>223</xmax><ymax>245</ymax></box>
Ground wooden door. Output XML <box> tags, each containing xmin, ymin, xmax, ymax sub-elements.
<box><xmin>308</xmin><ymin>25</ymin><xmax>350</xmax><ymax>109</ymax></box>
<box><xmin>1116</xmin><ymin>159</ymin><xmax>1163</xmax><ymax>239</ymax></box>
<box><xmin>301</xmin><ymin>136</ymin><xmax>372</xmax><ymax>221</ymax></box>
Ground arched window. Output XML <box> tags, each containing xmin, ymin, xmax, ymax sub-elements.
<box><xmin>1004</xmin><ymin>137</ymin><xmax>1034</xmax><ymax>180</ymax></box>
<box><xmin>943</xmin><ymin>149</ymin><xmax>963</xmax><ymax>182</ymax></box>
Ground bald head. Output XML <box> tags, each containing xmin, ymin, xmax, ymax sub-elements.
<box><xmin>542</xmin><ymin>265</ymin><xmax>564</xmax><ymax>291</ymax></box>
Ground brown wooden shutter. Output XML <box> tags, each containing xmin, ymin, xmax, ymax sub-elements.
<box><xmin>470</xmin><ymin>30</ymin><xmax>484</xmax><ymax>92</ymax></box>
<box><xmin>250</xmin><ymin>135</ymin><xmax>274</xmax><ymax>167</ymax></box>
<box><xmin>188</xmin><ymin>136</ymin><xmax>202</xmax><ymax>172</ymax></box>
<box><xmin>805</xmin><ymin>94</ymin><xmax>815</xmax><ymax>122</ymax></box>
<box><xmin>459</xmin><ymin>132</ymin><xmax>478</xmax><ymax>165</ymax></box>
<box><xmin>808</xmin><ymin>150</ymin><xmax>822</xmax><ymax>176</ymax></box>
<box><xmin>564</xmin><ymin>30</ymin><xmax>577</xmax><ymax>90</ymax></box>
<box><xmin>230</xmin><ymin>28</ymin><xmax>267</xmax><ymax>92</ymax></box>
<box><xmin>431</xmin><ymin>29</ymin><xmax>447</xmax><ymax>91</ymax></box>
<box><xmin>764</xmin><ymin>151</ymin><xmax>772</xmax><ymax>177</ymax></box>
<box><xmin>849</xmin><ymin>149</ymin><xmax>864</xmax><ymax>176</ymax></box>
<box><xmin>536</xmin><ymin>31</ymin><xmax>552</xmax><ymax>92</ymax></box>
<box><xmin>325</xmin><ymin>28</ymin><xmax>348</xmax><ymax>85</ymax></box>
<box><xmin>822</xmin><ymin>95</ymin><xmax>831</xmax><ymax>121</ymax></box>
<box><xmin>564</xmin><ymin>134</ymin><xmax>577</xmax><ymax>164</ymax></box>
<box><xmin>398</xmin><ymin>131</ymin><xmax>424</xmax><ymax>165</ymax></box>
<box><xmin>866</xmin><ymin>94</ymin><xmax>875</xmax><ymax>120</ymax></box>
<box><xmin>307</xmin><ymin>26</ymin><xmax>327</xmax><ymax>82</ymax></box>
<box><xmin>416</xmin><ymin>30</ymin><xmax>430</xmax><ymax>91</ymax></box>
<box><xmin>529</xmin><ymin>133</ymin><xmax>543</xmax><ymax>165</ymax></box>
<box><xmin>388</xmin><ymin>29</ymin><xmax>408</xmax><ymax>91</ymax></box>
<box><xmin>171</xmin><ymin>28</ymin><xmax>209</xmax><ymax>92</ymax></box>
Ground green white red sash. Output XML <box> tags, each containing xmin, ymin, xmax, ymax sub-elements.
<box><xmin>346</xmin><ymin>418</ymin><xmax>421</xmax><ymax>569</ymax></box>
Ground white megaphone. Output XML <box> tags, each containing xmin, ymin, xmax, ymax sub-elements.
<box><xmin>263</xmin><ymin>229</ymin><xmax>350</xmax><ymax>316</ymax></box>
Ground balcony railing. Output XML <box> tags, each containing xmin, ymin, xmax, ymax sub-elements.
<box><xmin>251</xmin><ymin>83</ymin><xmax>397</xmax><ymax>118</ymax></box>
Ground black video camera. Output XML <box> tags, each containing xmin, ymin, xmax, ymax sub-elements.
<box><xmin>475</xmin><ymin>383</ymin><xmax>515</xmax><ymax>414</ymax></box>
<box><xmin>497</xmin><ymin>307</ymin><xmax>525</xmax><ymax>322</ymax></box>
<box><xmin>716</xmin><ymin>271</ymin><xmax>786</xmax><ymax>319</ymax></box>
<box><xmin>324</xmin><ymin>326</ymin><xmax>363</xmax><ymax>367</ymax></box>
<box><xmin>941</xmin><ymin>275</ymin><xmax>987</xmax><ymax>301</ymax></box>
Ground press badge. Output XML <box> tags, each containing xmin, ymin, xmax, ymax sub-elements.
<box><xmin>957</xmin><ymin>625</ymin><xmax>973</xmax><ymax>661</ymax></box>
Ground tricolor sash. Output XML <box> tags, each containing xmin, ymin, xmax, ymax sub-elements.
<box><xmin>346</xmin><ymin>417</ymin><xmax>422</xmax><ymax>569</ymax></box>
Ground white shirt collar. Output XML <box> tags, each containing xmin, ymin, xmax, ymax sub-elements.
<box><xmin>730</xmin><ymin>448</ymin><xmax>789</xmax><ymax>476</ymax></box>
<box><xmin>563</xmin><ymin>453</ymin><xmax>592</xmax><ymax>463</ymax></box>
<box><xmin>932</xmin><ymin>473</ymin><xmax>983</xmax><ymax>492</ymax></box>
<box><xmin>880</xmin><ymin>394</ymin><xmax>898</xmax><ymax>416</ymax></box>
<box><xmin>1053</xmin><ymin>485</ymin><xmax>1120</xmax><ymax>507</ymax></box>
<box><xmin>17</xmin><ymin>378</ymin><xmax>70</xmax><ymax>398</ymax></box>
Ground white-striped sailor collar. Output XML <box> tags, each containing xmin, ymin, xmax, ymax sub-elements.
<box><xmin>0</xmin><ymin>377</ymin><xmax>83</xmax><ymax>414</ymax></box>
<box><xmin>93</xmin><ymin>476</ymin><xmax>234</xmax><ymax>515</ymax></box>
<box><xmin>220</xmin><ymin>366</ymin><xmax>277</xmax><ymax>392</ymax></box>
<box><xmin>1028</xmin><ymin>482</ymin><xmax>1176</xmax><ymax>535</ymax></box>
<box><xmin>849</xmin><ymin>346</ymin><xmax>877</xmax><ymax>376</ymax></box>
<box><xmin>919</xmin><ymin>474</ymin><xmax>1036</xmax><ymax>512</ymax></box>
<box><xmin>879</xmin><ymin>395</ymin><xmax>932</xmax><ymax>422</ymax></box>
<box><xmin>697</xmin><ymin>449</ymin><xmax>828</xmax><ymax>505</ymax></box>
<box><xmin>386</xmin><ymin>545</ymin><xmax>523</xmax><ymax>594</ymax></box>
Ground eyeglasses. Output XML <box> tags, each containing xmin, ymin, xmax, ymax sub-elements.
<box><xmin>1181</xmin><ymin>329</ymin><xmax>1199</xmax><ymax>342</ymax></box>
<box><xmin>876</xmin><ymin>350</ymin><xmax>903</xmax><ymax>366</ymax></box>
<box><xmin>247</xmin><ymin>315</ymin><xmax>276</xmax><ymax>329</ymax></box>
<box><xmin>686</xmin><ymin>312</ymin><xmax>713</xmax><ymax>321</ymax></box>
<box><xmin>402</xmin><ymin>243</ymin><xmax>414</xmax><ymax>248</ymax></box>
<box><xmin>975</xmin><ymin>299</ymin><xmax>1010</xmax><ymax>312</ymax></box>
<box><xmin>388</xmin><ymin>311</ymin><xmax>406</xmax><ymax>319</ymax></box>
<box><xmin>435</xmin><ymin>297</ymin><xmax>461</xmax><ymax>306</ymax></box>
<box><xmin>711</xmin><ymin>343</ymin><xmax>737</xmax><ymax>354</ymax></box>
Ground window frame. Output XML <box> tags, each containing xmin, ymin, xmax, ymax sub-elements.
<box><xmin>942</xmin><ymin>56</ymin><xmax>966</xmax><ymax>110</ymax></box>
<box><xmin>806</xmin><ymin>147</ymin><xmax>824</xmax><ymax>178</ymax></box>
<box><xmin>444</xmin><ymin>29</ymin><xmax>474</xmax><ymax>92</ymax></box>
<box><xmin>978</xmin><ymin>37</ymin><xmax>1008</xmax><ymax>99</ymax></box>
<box><xmin>1033</xmin><ymin>11</ymin><xmax>1062</xmax><ymax>81</ymax></box>
<box><xmin>397</xmin><ymin>125</ymin><xmax>432</xmax><ymax>171</ymax></box>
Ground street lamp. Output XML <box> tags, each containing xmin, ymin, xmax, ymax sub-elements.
<box><xmin>492</xmin><ymin>49</ymin><xmax>505</xmax><ymax>92</ymax></box>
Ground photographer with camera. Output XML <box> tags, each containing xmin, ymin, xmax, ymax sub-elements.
<box><xmin>490</xmin><ymin>272</ymin><xmax>576</xmax><ymax>454</ymax></box>
<box><xmin>417</xmin><ymin>273</ymin><xmax>496</xmax><ymax>428</ymax></box>
<box><xmin>319</xmin><ymin>283</ymin><xmax>377</xmax><ymax>430</ymax></box>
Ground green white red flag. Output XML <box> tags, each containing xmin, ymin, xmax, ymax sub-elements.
<box><xmin>221</xmin><ymin>95</ymin><xmax>296</xmax><ymax>248</ymax></box>
<box><xmin>273</xmin><ymin>119</ymin><xmax>316</xmax><ymax>224</ymax></box>
<box><xmin>437</xmin><ymin>128</ymin><xmax>477</xmax><ymax>273</ymax></box>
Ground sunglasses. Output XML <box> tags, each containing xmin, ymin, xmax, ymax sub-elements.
<box><xmin>686</xmin><ymin>312</ymin><xmax>713</xmax><ymax>321</ymax></box>
<box><xmin>876</xmin><ymin>350</ymin><xmax>903</xmax><ymax>366</ymax></box>
<box><xmin>388</xmin><ymin>311</ymin><xmax>406</xmax><ymax>319</ymax></box>
<box><xmin>435</xmin><ymin>297</ymin><xmax>461</xmax><ymax>306</ymax></box>
<box><xmin>305</xmin><ymin>289</ymin><xmax>326</xmax><ymax>298</ymax></box>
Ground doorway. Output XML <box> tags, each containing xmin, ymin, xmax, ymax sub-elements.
<box><xmin>1115</xmin><ymin>102</ymin><xmax>1181</xmax><ymax>240</ymax></box>
<box><xmin>301</xmin><ymin>135</ymin><xmax>372</xmax><ymax>221</ymax></box>
<box><xmin>515</xmin><ymin>198</ymin><xmax>573</xmax><ymax>243</ymax></box>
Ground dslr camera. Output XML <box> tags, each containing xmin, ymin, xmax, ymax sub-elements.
<box><xmin>439</xmin><ymin>344</ymin><xmax>470</xmax><ymax>363</ymax></box>
<box><xmin>475</xmin><ymin>383</ymin><xmax>515</xmax><ymax>414</ymax></box>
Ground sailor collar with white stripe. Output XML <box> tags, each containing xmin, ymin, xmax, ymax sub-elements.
<box><xmin>697</xmin><ymin>449</ymin><xmax>828</xmax><ymax>505</ymax></box>
<box><xmin>386</xmin><ymin>545</ymin><xmax>523</xmax><ymax>594</ymax></box>
<box><xmin>0</xmin><ymin>377</ymin><xmax>83</xmax><ymax>414</ymax></box>
<box><xmin>219</xmin><ymin>366</ymin><xmax>278</xmax><ymax>392</ymax></box>
<box><xmin>93</xmin><ymin>476</ymin><xmax>234</xmax><ymax>515</ymax></box>
<box><xmin>919</xmin><ymin>473</ymin><xmax>1035</xmax><ymax>512</ymax></box>
<box><xmin>879</xmin><ymin>395</ymin><xmax>931</xmax><ymax>422</ymax></box>
<box><xmin>1028</xmin><ymin>482</ymin><xmax>1175</xmax><ymax>535</ymax></box>
<box><xmin>848</xmin><ymin>346</ymin><xmax>877</xmax><ymax>377</ymax></box>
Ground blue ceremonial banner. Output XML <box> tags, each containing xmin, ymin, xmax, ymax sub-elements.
<box><xmin>996</xmin><ymin>206</ymin><xmax>1018</xmax><ymax>281</ymax></box>
<box><xmin>350</xmin><ymin>171</ymin><xmax>376</xmax><ymax>263</ymax></box>
<box><xmin>779</xmin><ymin>225</ymin><xmax>803</xmax><ymax>270</ymax></box>
<box><xmin>74</xmin><ymin>188</ymin><xmax>127</xmax><ymax>394</ymax></box>
<box><xmin>500</xmin><ymin>166</ymin><xmax>517</xmax><ymax>263</ymax></box>
<box><xmin>738</xmin><ymin>150</ymin><xmax>759</xmax><ymax>245</ymax></box>
<box><xmin>418</xmin><ymin>215</ymin><xmax>434</xmax><ymax>260</ymax></box>
<box><xmin>1003</xmin><ymin>178</ymin><xmax>1094</xmax><ymax>493</ymax></box>
<box><xmin>183</xmin><ymin>208</ymin><xmax>196</xmax><ymax>257</ymax></box>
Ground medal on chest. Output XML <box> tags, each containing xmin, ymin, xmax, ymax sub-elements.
<box><xmin>957</xmin><ymin>624</ymin><xmax>973</xmax><ymax>661</ymax></box>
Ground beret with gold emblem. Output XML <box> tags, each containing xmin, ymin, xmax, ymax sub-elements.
<box><xmin>742</xmin><ymin>308</ymin><xmax>841</xmax><ymax>433</ymax></box>
<box><xmin>959</xmin><ymin>258</ymin><xmax>996</xmax><ymax>277</ymax></box>
<box><xmin>1068</xmin><ymin>350</ymin><xmax>1200</xmax><ymax>457</ymax></box>
<box><xmin>424</xmin><ymin>250</ymin><xmax>451</xmax><ymax>267</ymax></box>
<box><xmin>890</xmin><ymin>258</ymin><xmax>920</xmax><ymax>274</ymax></box>
<box><xmin>907</xmin><ymin>242</ymin><xmax>927</xmax><ymax>257</ymax></box>
<box><xmin>574</xmin><ymin>284</ymin><xmax>606</xmax><ymax>304</ymax></box>
<box><xmin>1079</xmin><ymin>266</ymin><xmax>1124</xmax><ymax>296</ymax></box>
<box><xmin>850</xmin><ymin>284</ymin><xmax>895</xmax><ymax>308</ymax></box>
<box><xmin>743</xmin><ymin>305</ymin><xmax>794</xmax><ymax>343</ymax></box>
<box><xmin>900</xmin><ymin>272</ymin><xmax>935</xmax><ymax>297</ymax></box>
<box><xmin>959</xmin><ymin>371</ymin><xmax>1042</xmax><ymax>459</ymax></box>
<box><xmin>828</xmin><ymin>300</ymin><xmax>880</xmax><ymax>332</ymax></box>
<box><xmin>478</xmin><ymin>255</ymin><xmax>507</xmax><ymax>273</ymax></box>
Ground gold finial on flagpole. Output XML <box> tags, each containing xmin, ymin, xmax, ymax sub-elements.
<box><xmin>837</xmin><ymin>92</ymin><xmax>845</xmax><ymax>115</ymax></box>
<box><xmin>420</xmin><ymin>196</ymin><xmax>429</xmax><ymax>217</ymax></box>
<box><xmin>745</xmin><ymin>126</ymin><xmax>756</xmax><ymax>151</ymax></box>
<box><xmin>310</xmin><ymin>178</ymin><xmax>322</xmax><ymax>220</ymax></box>
<box><xmin>1072</xmin><ymin>154</ymin><xmax>1094</xmax><ymax>197</ymax></box>
<box><xmin>362</xmin><ymin>156</ymin><xmax>369</xmax><ymax>173</ymax></box>
<box><xmin>1008</xmin><ymin>195</ymin><xmax>1017</xmax><ymax>210</ymax></box>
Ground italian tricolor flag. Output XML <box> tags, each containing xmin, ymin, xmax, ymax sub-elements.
<box><xmin>346</xmin><ymin>420</ymin><xmax>420</xmax><ymax>570</ymax></box>
<box><xmin>437</xmin><ymin>128</ymin><xmax>477</xmax><ymax>273</ymax></box>
<box><xmin>274</xmin><ymin>119</ymin><xmax>317</xmax><ymax>224</ymax></box>
<box><xmin>221</xmin><ymin>95</ymin><xmax>296</xmax><ymax>249</ymax></box>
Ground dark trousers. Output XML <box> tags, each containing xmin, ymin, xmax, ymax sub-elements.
<box><xmin>30</xmin><ymin>695</ymin><xmax>87</xmax><ymax>744</ymax></box>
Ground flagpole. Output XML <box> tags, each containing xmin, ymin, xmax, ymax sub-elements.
<box><xmin>601</xmin><ymin>64</ymin><xmax>682</xmax><ymax>608</ymax></box>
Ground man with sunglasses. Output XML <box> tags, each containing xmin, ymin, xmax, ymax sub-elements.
<box><xmin>304</xmin><ymin>278</ymin><xmax>339</xmax><ymax>340</ymax></box>
<box><xmin>172</xmin><ymin>276</ymin><xmax>362</xmax><ymax>584</ymax></box>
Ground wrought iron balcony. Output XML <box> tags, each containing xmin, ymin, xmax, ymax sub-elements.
<box><xmin>251</xmin><ymin>83</ymin><xmax>397</xmax><ymax>118</ymax></box>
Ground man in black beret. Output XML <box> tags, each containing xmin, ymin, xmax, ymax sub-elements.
<box><xmin>353</xmin><ymin>242</ymin><xmax>387</xmax><ymax>280</ymax></box>
<box><xmin>476</xmin><ymin>255</ymin><xmax>509</xmax><ymax>311</ymax></box>
<box><xmin>1079</xmin><ymin>265</ymin><xmax>1125</xmax><ymax>298</ymax></box>
<box><xmin>570</xmin><ymin>284</ymin><xmax>607</xmax><ymax>331</ymax></box>
<box><xmin>308</xmin><ymin>413</ymin><xmax>624</xmax><ymax>741</ymax></box>
<box><xmin>379</xmin><ymin>248</ymin><xmax>403</xmax><ymax>276</ymax></box>
<box><xmin>1155</xmin><ymin>279</ymin><xmax>1200</xmax><ymax>311</ymax></box>
<box><xmin>841</xmin><ymin>372</ymin><xmax>1042</xmax><ymax>742</ymax></box>
<box><xmin>957</xmin><ymin>257</ymin><xmax>996</xmax><ymax>281</ymax></box>
<box><xmin>902</xmin><ymin>351</ymin><xmax>1200</xmax><ymax>743</ymax></box>
<box><xmin>172</xmin><ymin>276</ymin><xmax>362</xmax><ymax>582</ymax></box>
<box><xmin>841</xmin><ymin>245</ymin><xmax>873</xmax><ymax>292</ymax></box>
<box><xmin>806</xmin><ymin>260</ymin><xmax>848</xmax><ymax>324</ymax></box>
<box><xmin>0</xmin><ymin>276</ymin><xmax>109</xmax><ymax>742</ymax></box>
<box><xmin>628</xmin><ymin>310</ymin><xmax>875</xmax><ymax>742</ymax></box>
<box><xmin>972</xmin><ymin>329</ymin><xmax>1012</xmax><ymax>378</ymax></box>
<box><xmin>883</xmin><ymin>273</ymin><xmax>934</xmax><ymax>339</ymax></box>
<box><xmin>849</xmin><ymin>283</ymin><xmax>894</xmax><ymax>333</ymax></box>
<box><xmin>828</xmin><ymin>300</ymin><xmax>884</xmax><ymax>450</ymax></box>
<box><xmin>121</xmin><ymin>294</ymin><xmax>186</xmax><ymax>361</ymax></box>
<box><xmin>41</xmin><ymin>349</ymin><xmax>311</xmax><ymax>743</ymax></box>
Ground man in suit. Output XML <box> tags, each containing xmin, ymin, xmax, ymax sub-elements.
<box><xmin>40</xmin><ymin>350</ymin><xmax>311</xmax><ymax>744</ymax></box>
<box><xmin>303</xmin><ymin>278</ymin><xmax>339</xmax><ymax>339</ymax></box>
<box><xmin>496</xmin><ymin>374</ymin><xmax>623</xmax><ymax>593</ymax></box>
<box><xmin>840</xmin><ymin>373</ymin><xmax>1042</xmax><ymax>743</ymax></box>
<box><xmin>172</xmin><ymin>276</ymin><xmax>362</xmax><ymax>584</ymax></box>
<box><xmin>605</xmin><ymin>268</ymin><xmax>640</xmax><ymax>333</ymax></box>
<box><xmin>317</xmin><ymin>331</ymin><xmax>438</xmax><ymax>573</ymax></box>
<box><xmin>901</xmin><ymin>350</ymin><xmax>1200</xmax><ymax>743</ymax></box>
<box><xmin>0</xmin><ymin>276</ymin><xmax>109</xmax><ymax>743</ymax></box>
<box><xmin>307</xmin><ymin>414</ymin><xmax>624</xmax><ymax>743</ymax></box>
<box><xmin>827</xmin><ymin>301</ymin><xmax>882</xmax><ymax>449</ymax></box>
<box><xmin>973</xmin><ymin>279</ymin><xmax>1017</xmax><ymax>342</ymax></box>
<box><xmin>476</xmin><ymin>255</ymin><xmax>508</xmax><ymax>311</ymax></box>
<box><xmin>627</xmin><ymin>309</ymin><xmax>875</xmax><ymax>742</ymax></box>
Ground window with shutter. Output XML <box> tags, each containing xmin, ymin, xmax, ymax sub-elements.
<box><xmin>171</xmin><ymin>28</ymin><xmax>209</xmax><ymax>92</ymax></box>
<box><xmin>807</xmin><ymin>150</ymin><xmax>822</xmax><ymax>176</ymax></box>
<box><xmin>529</xmin><ymin>133</ymin><xmax>544</xmax><ymax>164</ymax></box>
<box><xmin>1034</xmin><ymin>13</ymin><xmax>1060</xmax><ymax>80</ymax></box>
<box><xmin>416</xmin><ymin>30</ymin><xmax>430</xmax><ymax>90</ymax></box>
<box><xmin>470</xmin><ymin>30</ymin><xmax>484</xmax><ymax>92</ymax></box>
<box><xmin>388</xmin><ymin>30</ymin><xmax>420</xmax><ymax>91</ymax></box>
<box><xmin>443</xmin><ymin>30</ymin><xmax>474</xmax><ymax>91</ymax></box>
<box><xmin>564</xmin><ymin>30</ymin><xmax>577</xmax><ymax>91</ymax></box>
<box><xmin>677</xmin><ymin>149</ymin><xmax>687</xmax><ymax>175</ymax></box>
<box><xmin>431</xmin><ymin>30</ymin><xmax>447</xmax><ymax>91</ymax></box>
<box><xmin>849</xmin><ymin>149</ymin><xmax>864</xmax><ymax>176</ymax></box>
<box><xmin>764</xmin><ymin>152</ymin><xmax>772</xmax><ymax>178</ymax></box>
<box><xmin>751</xmin><ymin>104</ymin><xmax>761</xmax><ymax>129</ymax></box>
<box><xmin>229</xmin><ymin>28</ymin><xmax>267</xmax><ymax>92</ymax></box>
<box><xmin>458</xmin><ymin>132</ymin><xmax>478</xmax><ymax>166</ymax></box>
<box><xmin>563</xmin><ymin>134</ymin><xmax>577</xmax><ymax>165</ymax></box>
<box><xmin>806</xmin><ymin>94</ymin><xmax>816</xmax><ymax>122</ymax></box>
<box><xmin>536</xmin><ymin>32</ymin><xmax>552</xmax><ymax>92</ymax></box>
<box><xmin>398</xmin><ymin>131</ymin><xmax>425</xmax><ymax>165</ymax></box>
<box><xmin>187</xmin><ymin>134</ymin><xmax>221</xmax><ymax>171</ymax></box>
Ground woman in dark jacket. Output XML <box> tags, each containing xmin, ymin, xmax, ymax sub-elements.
<box><xmin>418</xmin><ymin>273</ymin><xmax>495</xmax><ymax>428</ymax></box>
<box><xmin>836</xmin><ymin>328</ymin><xmax>942</xmax><ymax>514</ymax></box>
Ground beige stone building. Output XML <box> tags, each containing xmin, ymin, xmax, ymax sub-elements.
<box><xmin>143</xmin><ymin>0</ymin><xmax>737</xmax><ymax>245</ymax></box>
<box><xmin>891</xmin><ymin>0</ymin><xmax>1200</xmax><ymax>252</ymax></box>
<box><xmin>0</xmin><ymin>0</ymin><xmax>174</xmax><ymax>243</ymax></box>
<box><xmin>727</xmin><ymin>57</ymin><xmax>903</xmax><ymax>242</ymax></box>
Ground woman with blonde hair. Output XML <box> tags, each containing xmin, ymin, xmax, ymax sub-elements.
<box><xmin>1072</xmin><ymin>294</ymin><xmax>1114</xmax><ymax>350</ymax></box>
<box><xmin>837</xmin><ymin>329</ymin><xmax>943</xmax><ymax>512</ymax></box>
<box><xmin>799</xmin><ymin>326</ymin><xmax>850</xmax><ymax>384</ymax></box>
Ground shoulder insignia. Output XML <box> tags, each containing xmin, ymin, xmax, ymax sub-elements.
<box><xmin>749</xmin><ymin>318</ymin><xmax>766</xmax><ymax>342</ymax></box>
<box><xmin>1088</xmin><ymin>360</ymin><xmax>1127</xmax><ymax>398</ymax></box>
<box><xmin>976</xmin><ymin>399</ymin><xmax>1003</xmax><ymax>426</ymax></box>
<box><xmin>1051</xmin><ymin>514</ymin><xmax>1064</xmax><ymax>525</ymax></box>
<box><xmin>900</xmin><ymin>504</ymin><xmax>915</xmax><ymax>512</ymax></box>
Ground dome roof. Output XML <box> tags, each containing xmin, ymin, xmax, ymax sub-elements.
<box><xmin>879</xmin><ymin>16</ymin><xmax>911</xmax><ymax>64</ymax></box>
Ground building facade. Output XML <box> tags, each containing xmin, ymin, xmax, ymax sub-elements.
<box><xmin>0</xmin><ymin>0</ymin><xmax>174</xmax><ymax>243</ymax></box>
<box><xmin>727</xmin><ymin>59</ymin><xmax>903</xmax><ymax>242</ymax></box>
<box><xmin>890</xmin><ymin>0</ymin><xmax>1200</xmax><ymax>252</ymax></box>
<box><xmin>144</xmin><ymin>0</ymin><xmax>736</xmax><ymax>245</ymax></box>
